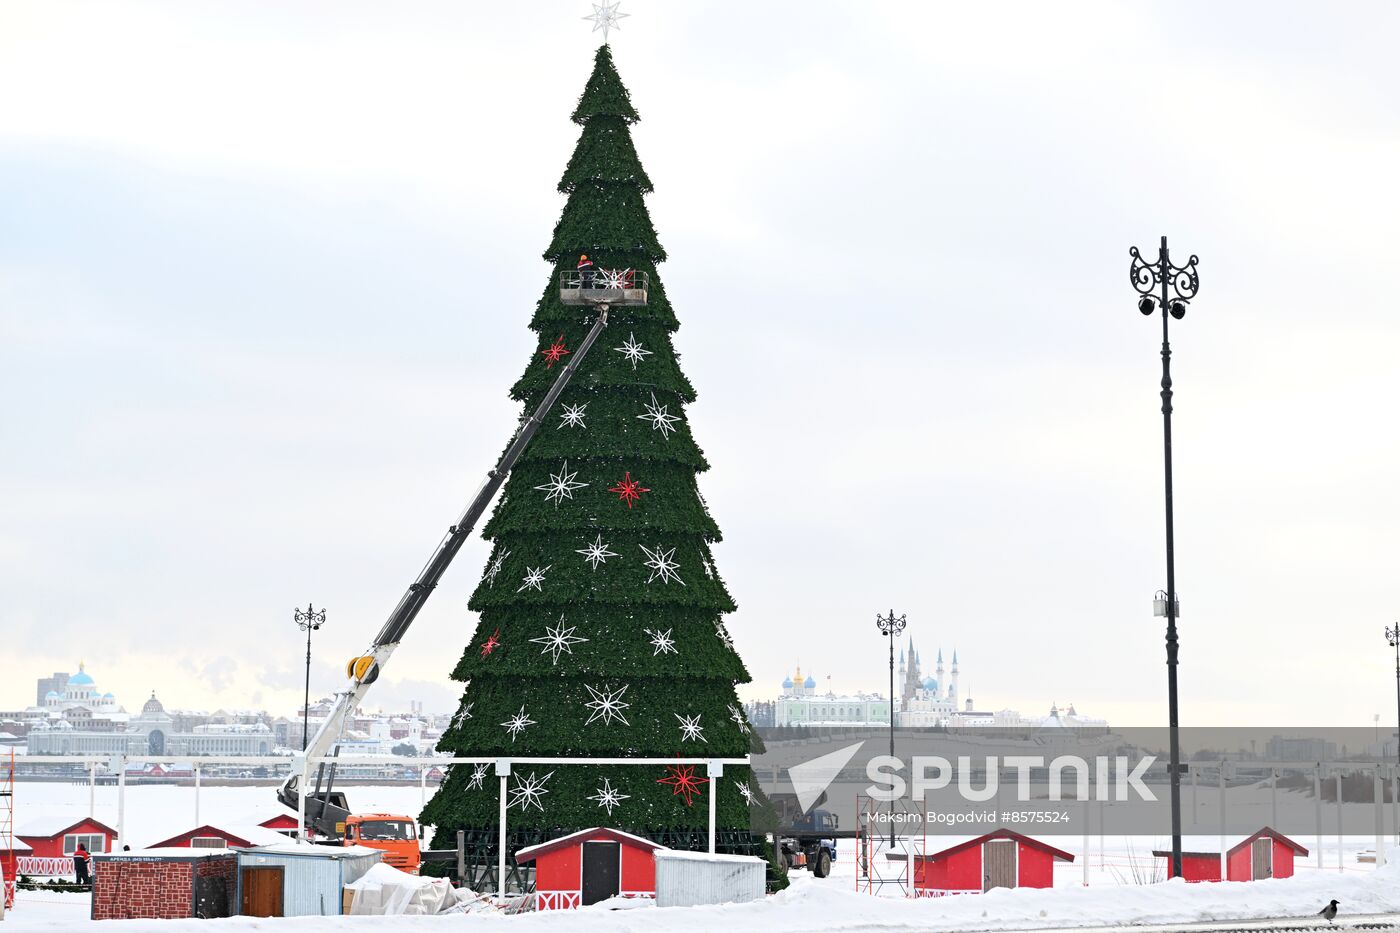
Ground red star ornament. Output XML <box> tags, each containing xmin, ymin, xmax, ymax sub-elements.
<box><xmin>540</xmin><ymin>334</ymin><xmax>570</xmax><ymax>369</ymax></box>
<box><xmin>480</xmin><ymin>628</ymin><xmax>502</xmax><ymax>657</ymax></box>
<box><xmin>657</xmin><ymin>763</ymin><xmax>709</xmax><ymax>807</ymax></box>
<box><xmin>608</xmin><ymin>471</ymin><xmax>650</xmax><ymax>508</ymax></box>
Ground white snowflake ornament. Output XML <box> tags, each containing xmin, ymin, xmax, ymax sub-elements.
<box><xmin>484</xmin><ymin>549</ymin><xmax>511</xmax><ymax>587</ymax></box>
<box><xmin>675</xmin><ymin>712</ymin><xmax>706</xmax><ymax>743</ymax></box>
<box><xmin>640</xmin><ymin>543</ymin><xmax>684</xmax><ymax>585</ymax></box>
<box><xmin>534</xmin><ymin>460</ymin><xmax>588</xmax><ymax>505</ymax></box>
<box><xmin>501</xmin><ymin>705</ymin><xmax>536</xmax><ymax>742</ymax></box>
<box><xmin>644</xmin><ymin>627</ymin><xmax>678</xmax><ymax>656</ymax></box>
<box><xmin>517</xmin><ymin>565</ymin><xmax>551</xmax><ymax>593</ymax></box>
<box><xmin>508</xmin><ymin>770</ymin><xmax>553</xmax><ymax>811</ymax></box>
<box><xmin>558</xmin><ymin>402</ymin><xmax>588</xmax><ymax>429</ymax></box>
<box><xmin>637</xmin><ymin>392</ymin><xmax>681</xmax><ymax>439</ymax></box>
<box><xmin>588</xmin><ymin>777</ymin><xmax>630</xmax><ymax>815</ymax></box>
<box><xmin>531</xmin><ymin>617</ymin><xmax>588</xmax><ymax>665</ymax></box>
<box><xmin>583</xmin><ymin>683</ymin><xmax>631</xmax><ymax>727</ymax></box>
<box><xmin>614</xmin><ymin>332</ymin><xmax>653</xmax><ymax>370</ymax></box>
<box><xmin>576</xmin><ymin>533</ymin><xmax>618</xmax><ymax>570</ymax></box>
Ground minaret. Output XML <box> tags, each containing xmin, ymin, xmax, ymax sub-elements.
<box><xmin>950</xmin><ymin>649</ymin><xmax>960</xmax><ymax>710</ymax></box>
<box><xmin>935</xmin><ymin>648</ymin><xmax>944</xmax><ymax>700</ymax></box>
<box><xmin>905</xmin><ymin>643</ymin><xmax>922</xmax><ymax>703</ymax></box>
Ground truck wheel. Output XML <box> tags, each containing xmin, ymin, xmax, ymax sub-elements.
<box><xmin>813</xmin><ymin>849</ymin><xmax>832</xmax><ymax>878</ymax></box>
<box><xmin>782</xmin><ymin>851</ymin><xmax>794</xmax><ymax>871</ymax></box>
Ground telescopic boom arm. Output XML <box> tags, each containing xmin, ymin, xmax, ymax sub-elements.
<box><xmin>278</xmin><ymin>308</ymin><xmax>611</xmax><ymax>833</ymax></box>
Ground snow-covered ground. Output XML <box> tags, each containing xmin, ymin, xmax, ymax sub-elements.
<box><xmin>4</xmin><ymin>781</ymin><xmax>1398</xmax><ymax>931</ymax></box>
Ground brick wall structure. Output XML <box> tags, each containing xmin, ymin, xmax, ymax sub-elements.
<box><xmin>92</xmin><ymin>859</ymin><xmax>194</xmax><ymax>921</ymax></box>
<box><xmin>91</xmin><ymin>852</ymin><xmax>237</xmax><ymax>920</ymax></box>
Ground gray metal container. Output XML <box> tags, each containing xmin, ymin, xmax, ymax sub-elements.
<box><xmin>653</xmin><ymin>850</ymin><xmax>765</xmax><ymax>908</ymax></box>
<box><xmin>235</xmin><ymin>844</ymin><xmax>381</xmax><ymax>916</ymax></box>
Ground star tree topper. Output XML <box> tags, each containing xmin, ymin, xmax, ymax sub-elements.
<box><xmin>583</xmin><ymin>1</ymin><xmax>629</xmax><ymax>42</ymax></box>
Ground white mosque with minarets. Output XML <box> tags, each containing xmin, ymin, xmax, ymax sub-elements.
<box><xmin>772</xmin><ymin>642</ymin><xmax>1107</xmax><ymax>730</ymax></box>
<box><xmin>895</xmin><ymin>642</ymin><xmax>965</xmax><ymax>727</ymax></box>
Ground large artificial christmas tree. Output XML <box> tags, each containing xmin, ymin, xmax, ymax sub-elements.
<box><xmin>422</xmin><ymin>45</ymin><xmax>775</xmax><ymax>885</ymax></box>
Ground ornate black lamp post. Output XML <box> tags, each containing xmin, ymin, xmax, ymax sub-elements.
<box><xmin>876</xmin><ymin>609</ymin><xmax>906</xmax><ymax>846</ymax></box>
<box><xmin>1387</xmin><ymin>626</ymin><xmax>1400</xmax><ymax>769</ymax></box>
<box><xmin>1129</xmin><ymin>236</ymin><xmax>1200</xmax><ymax>881</ymax></box>
<box><xmin>294</xmin><ymin>604</ymin><xmax>327</xmax><ymax>751</ymax></box>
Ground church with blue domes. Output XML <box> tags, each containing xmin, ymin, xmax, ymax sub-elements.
<box><xmin>772</xmin><ymin>665</ymin><xmax>891</xmax><ymax>727</ymax></box>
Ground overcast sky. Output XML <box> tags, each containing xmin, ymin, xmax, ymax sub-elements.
<box><xmin>3</xmin><ymin>1</ymin><xmax>1398</xmax><ymax>726</ymax></box>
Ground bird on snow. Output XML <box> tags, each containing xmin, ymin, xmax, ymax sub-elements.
<box><xmin>1318</xmin><ymin>900</ymin><xmax>1339</xmax><ymax>923</ymax></box>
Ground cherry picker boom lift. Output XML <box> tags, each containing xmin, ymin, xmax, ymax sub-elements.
<box><xmin>277</xmin><ymin>270</ymin><xmax>649</xmax><ymax>846</ymax></box>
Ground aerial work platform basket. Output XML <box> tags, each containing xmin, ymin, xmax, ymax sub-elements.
<box><xmin>559</xmin><ymin>269</ymin><xmax>649</xmax><ymax>307</ymax></box>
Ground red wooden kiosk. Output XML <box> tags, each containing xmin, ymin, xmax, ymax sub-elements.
<box><xmin>912</xmin><ymin>829</ymin><xmax>1074</xmax><ymax>896</ymax></box>
<box><xmin>1226</xmin><ymin>828</ymin><xmax>1307</xmax><ymax>881</ymax></box>
<box><xmin>515</xmin><ymin>827</ymin><xmax>665</xmax><ymax>910</ymax></box>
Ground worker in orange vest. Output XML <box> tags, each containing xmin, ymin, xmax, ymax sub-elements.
<box><xmin>73</xmin><ymin>843</ymin><xmax>91</xmax><ymax>887</ymax></box>
<box><xmin>577</xmin><ymin>253</ymin><xmax>595</xmax><ymax>289</ymax></box>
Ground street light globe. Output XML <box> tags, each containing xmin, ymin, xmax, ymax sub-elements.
<box><xmin>1138</xmin><ymin>297</ymin><xmax>1156</xmax><ymax>315</ymax></box>
<box><xmin>1169</xmin><ymin>300</ymin><xmax>1187</xmax><ymax>320</ymax></box>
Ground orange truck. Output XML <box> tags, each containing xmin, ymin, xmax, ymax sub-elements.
<box><xmin>341</xmin><ymin>814</ymin><xmax>421</xmax><ymax>874</ymax></box>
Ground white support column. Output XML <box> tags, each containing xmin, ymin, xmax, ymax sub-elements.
<box><xmin>1392</xmin><ymin>766</ymin><xmax>1398</xmax><ymax>847</ymax></box>
<box><xmin>1081</xmin><ymin>798</ymin><xmax>1089</xmax><ymax>886</ymax></box>
<box><xmin>1218</xmin><ymin>763</ymin><xmax>1226</xmax><ymax>879</ymax></box>
<box><xmin>297</xmin><ymin>756</ymin><xmax>309</xmax><ymax>843</ymax></box>
<box><xmin>1315</xmin><ymin>766</ymin><xmax>1324</xmax><ymax>870</ymax></box>
<box><xmin>496</xmin><ymin>760</ymin><xmax>511</xmax><ymax>900</ymax></box>
<box><xmin>707</xmin><ymin>762</ymin><xmax>723</xmax><ymax>854</ymax></box>
<box><xmin>1099</xmin><ymin>799</ymin><xmax>1106</xmax><ymax>872</ymax></box>
<box><xmin>194</xmin><ymin>764</ymin><xmax>202</xmax><ymax>827</ymax></box>
<box><xmin>88</xmin><ymin>761</ymin><xmax>96</xmax><ymax>818</ymax></box>
<box><xmin>1336</xmin><ymin>772</ymin><xmax>1344</xmax><ymax>873</ymax></box>
<box><xmin>116</xmin><ymin>756</ymin><xmax>126</xmax><ymax>850</ymax></box>
<box><xmin>1376</xmin><ymin>768</ymin><xmax>1386</xmax><ymax>868</ymax></box>
<box><xmin>1270</xmin><ymin>768</ymin><xmax>1278</xmax><ymax>829</ymax></box>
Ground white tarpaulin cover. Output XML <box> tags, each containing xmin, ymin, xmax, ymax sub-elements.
<box><xmin>343</xmin><ymin>863</ymin><xmax>490</xmax><ymax>915</ymax></box>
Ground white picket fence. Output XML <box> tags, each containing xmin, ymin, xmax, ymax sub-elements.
<box><xmin>16</xmin><ymin>857</ymin><xmax>75</xmax><ymax>878</ymax></box>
